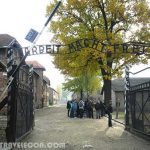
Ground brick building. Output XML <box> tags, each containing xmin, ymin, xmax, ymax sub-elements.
<box><xmin>26</xmin><ymin>61</ymin><xmax>46</xmax><ymax>109</ymax></box>
<box><xmin>49</xmin><ymin>87</ymin><xmax>59</xmax><ymax>105</ymax></box>
<box><xmin>0</xmin><ymin>34</ymin><xmax>59</xmax><ymax>109</ymax></box>
<box><xmin>43</xmin><ymin>75</ymin><xmax>50</xmax><ymax>107</ymax></box>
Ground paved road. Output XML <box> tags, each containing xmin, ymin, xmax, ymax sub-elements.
<box><xmin>16</xmin><ymin>105</ymin><xmax>150</xmax><ymax>150</ymax></box>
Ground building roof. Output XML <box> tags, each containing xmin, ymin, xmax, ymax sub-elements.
<box><xmin>43</xmin><ymin>75</ymin><xmax>50</xmax><ymax>85</ymax></box>
<box><xmin>33</xmin><ymin>70</ymin><xmax>40</xmax><ymax>77</ymax></box>
<box><xmin>0</xmin><ymin>34</ymin><xmax>15</xmax><ymax>47</ymax></box>
<box><xmin>0</xmin><ymin>34</ymin><xmax>24</xmax><ymax>57</ymax></box>
<box><xmin>112</xmin><ymin>77</ymin><xmax>150</xmax><ymax>91</ymax></box>
<box><xmin>49</xmin><ymin>87</ymin><xmax>58</xmax><ymax>94</ymax></box>
<box><xmin>26</xmin><ymin>61</ymin><xmax>46</xmax><ymax>70</ymax></box>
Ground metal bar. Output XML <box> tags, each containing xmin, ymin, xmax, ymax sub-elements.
<box><xmin>45</xmin><ymin>0</ymin><xmax>62</xmax><ymax>26</ymax></box>
<box><xmin>129</xmin><ymin>67</ymin><xmax>150</xmax><ymax>75</ymax></box>
<box><xmin>0</xmin><ymin>96</ymin><xmax>8</xmax><ymax>110</ymax></box>
<box><xmin>105</xmin><ymin>115</ymin><xmax>125</xmax><ymax>126</ymax></box>
<box><xmin>142</xmin><ymin>91</ymin><xmax>150</xmax><ymax>125</ymax></box>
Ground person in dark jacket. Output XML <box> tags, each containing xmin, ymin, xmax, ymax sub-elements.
<box><xmin>66</xmin><ymin>100</ymin><xmax>71</xmax><ymax>117</ymax></box>
<box><xmin>78</xmin><ymin>99</ymin><xmax>84</xmax><ymax>118</ymax></box>
<box><xmin>87</xmin><ymin>100</ymin><xmax>94</xmax><ymax>118</ymax></box>
<box><xmin>95</xmin><ymin>101</ymin><xmax>101</xmax><ymax>119</ymax></box>
<box><xmin>69</xmin><ymin>101</ymin><xmax>74</xmax><ymax>118</ymax></box>
<box><xmin>76</xmin><ymin>101</ymin><xmax>80</xmax><ymax>118</ymax></box>
<box><xmin>101</xmin><ymin>102</ymin><xmax>106</xmax><ymax>116</ymax></box>
<box><xmin>84</xmin><ymin>99</ymin><xmax>88</xmax><ymax>117</ymax></box>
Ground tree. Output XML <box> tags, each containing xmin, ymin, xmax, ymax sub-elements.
<box><xmin>63</xmin><ymin>70</ymin><xmax>101</xmax><ymax>99</ymax></box>
<box><xmin>47</xmin><ymin>0</ymin><xmax>150</xmax><ymax>105</ymax></box>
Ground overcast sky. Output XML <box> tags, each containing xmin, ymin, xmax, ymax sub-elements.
<box><xmin>0</xmin><ymin>0</ymin><xmax>150</xmax><ymax>90</ymax></box>
<box><xmin>0</xmin><ymin>0</ymin><xmax>65</xmax><ymax>89</ymax></box>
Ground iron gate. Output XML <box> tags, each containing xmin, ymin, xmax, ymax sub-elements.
<box><xmin>129</xmin><ymin>82</ymin><xmax>150</xmax><ymax>137</ymax></box>
<box><xmin>6</xmin><ymin>65</ymin><xmax>34</xmax><ymax>142</ymax></box>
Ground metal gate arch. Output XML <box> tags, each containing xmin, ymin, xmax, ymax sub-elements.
<box><xmin>128</xmin><ymin>81</ymin><xmax>150</xmax><ymax>137</ymax></box>
<box><xmin>6</xmin><ymin>64</ymin><xmax>34</xmax><ymax>142</ymax></box>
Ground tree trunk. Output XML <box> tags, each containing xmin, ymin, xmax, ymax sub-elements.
<box><xmin>103</xmin><ymin>78</ymin><xmax>111</xmax><ymax>106</ymax></box>
<box><xmin>98</xmin><ymin>53</ymin><xmax>113</xmax><ymax>106</ymax></box>
<box><xmin>80</xmin><ymin>89</ymin><xmax>83</xmax><ymax>99</ymax></box>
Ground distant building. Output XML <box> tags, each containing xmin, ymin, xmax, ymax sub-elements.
<box><xmin>112</xmin><ymin>78</ymin><xmax>150</xmax><ymax>111</ymax></box>
<box><xmin>48</xmin><ymin>87</ymin><xmax>54</xmax><ymax>105</ymax></box>
<box><xmin>53</xmin><ymin>89</ymin><xmax>59</xmax><ymax>104</ymax></box>
<box><xmin>43</xmin><ymin>75</ymin><xmax>50</xmax><ymax>107</ymax></box>
<box><xmin>26</xmin><ymin>60</ymin><xmax>46</xmax><ymax>109</ymax></box>
<box><xmin>49</xmin><ymin>87</ymin><xmax>59</xmax><ymax>105</ymax></box>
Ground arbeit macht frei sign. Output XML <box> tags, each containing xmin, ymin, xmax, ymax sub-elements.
<box><xmin>22</xmin><ymin>38</ymin><xmax>150</xmax><ymax>56</ymax></box>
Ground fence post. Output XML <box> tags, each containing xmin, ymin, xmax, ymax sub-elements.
<box><xmin>124</xmin><ymin>65</ymin><xmax>130</xmax><ymax>129</ymax></box>
<box><xmin>28</xmin><ymin>65</ymin><xmax>34</xmax><ymax>128</ymax></box>
<box><xmin>5</xmin><ymin>44</ymin><xmax>17</xmax><ymax>142</ymax></box>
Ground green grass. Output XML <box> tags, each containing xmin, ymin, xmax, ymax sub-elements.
<box><xmin>112</xmin><ymin>111</ymin><xmax>125</xmax><ymax>120</ymax></box>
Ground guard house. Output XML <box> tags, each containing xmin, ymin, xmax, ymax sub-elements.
<box><xmin>0</xmin><ymin>34</ymin><xmax>24</xmax><ymax>65</ymax></box>
<box><xmin>0</xmin><ymin>34</ymin><xmax>24</xmax><ymax>113</ymax></box>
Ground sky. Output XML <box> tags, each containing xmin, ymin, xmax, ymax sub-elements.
<box><xmin>0</xmin><ymin>0</ymin><xmax>150</xmax><ymax>90</ymax></box>
<box><xmin>0</xmin><ymin>0</ymin><xmax>65</xmax><ymax>89</ymax></box>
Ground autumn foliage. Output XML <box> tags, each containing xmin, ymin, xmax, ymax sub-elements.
<box><xmin>46</xmin><ymin>0</ymin><xmax>150</xmax><ymax>104</ymax></box>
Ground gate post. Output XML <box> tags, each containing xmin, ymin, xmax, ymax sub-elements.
<box><xmin>28</xmin><ymin>65</ymin><xmax>34</xmax><ymax>128</ymax></box>
<box><xmin>5</xmin><ymin>45</ymin><xmax>17</xmax><ymax>142</ymax></box>
<box><xmin>124</xmin><ymin>65</ymin><xmax>130</xmax><ymax>129</ymax></box>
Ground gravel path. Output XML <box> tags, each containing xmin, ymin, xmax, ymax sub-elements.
<box><xmin>15</xmin><ymin>105</ymin><xmax>150</xmax><ymax>150</ymax></box>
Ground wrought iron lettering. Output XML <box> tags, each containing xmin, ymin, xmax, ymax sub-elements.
<box><xmin>39</xmin><ymin>45</ymin><xmax>45</xmax><ymax>54</ymax></box>
<box><xmin>84</xmin><ymin>38</ymin><xmax>89</xmax><ymax>47</ymax></box>
<box><xmin>76</xmin><ymin>40</ymin><xmax>83</xmax><ymax>50</ymax></box>
<box><xmin>68</xmin><ymin>43</ymin><xmax>77</xmax><ymax>52</ymax></box>
<box><xmin>91</xmin><ymin>39</ymin><xmax>100</xmax><ymax>49</ymax></box>
<box><xmin>22</xmin><ymin>38</ymin><xmax>150</xmax><ymax>55</ymax></box>
<box><xmin>32</xmin><ymin>46</ymin><xmax>38</xmax><ymax>55</ymax></box>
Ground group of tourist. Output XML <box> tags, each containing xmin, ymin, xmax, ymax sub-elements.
<box><xmin>66</xmin><ymin>98</ymin><xmax>113</xmax><ymax>127</ymax></box>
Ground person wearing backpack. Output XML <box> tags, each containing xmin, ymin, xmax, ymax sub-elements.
<box><xmin>78</xmin><ymin>99</ymin><xmax>84</xmax><ymax>118</ymax></box>
<box><xmin>87</xmin><ymin>100</ymin><xmax>94</xmax><ymax>118</ymax></box>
